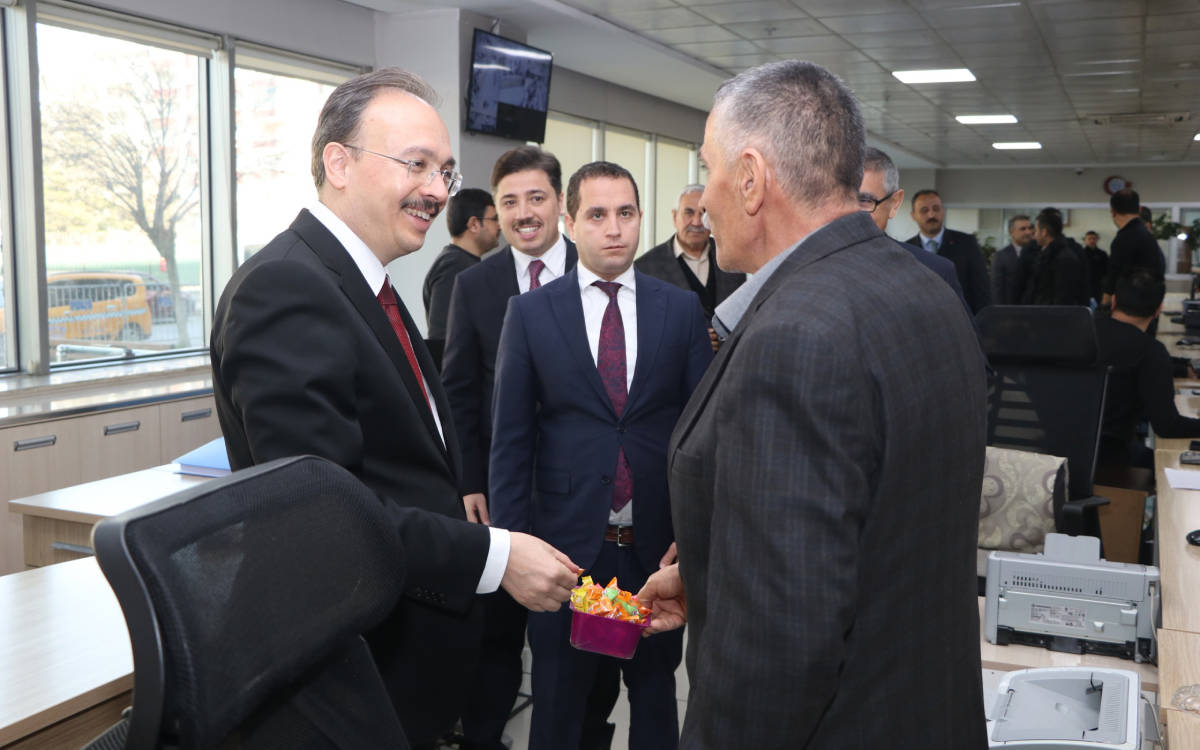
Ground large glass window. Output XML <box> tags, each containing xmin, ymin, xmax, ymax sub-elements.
<box><xmin>543</xmin><ymin>114</ymin><xmax>595</xmax><ymax>198</ymax></box>
<box><xmin>654</xmin><ymin>137</ymin><xmax>693</xmax><ymax>251</ymax></box>
<box><xmin>38</xmin><ymin>23</ymin><xmax>204</xmax><ymax>364</ymax></box>
<box><xmin>235</xmin><ymin>60</ymin><xmax>342</xmax><ymax>263</ymax></box>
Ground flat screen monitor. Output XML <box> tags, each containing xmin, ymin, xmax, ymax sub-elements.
<box><xmin>465</xmin><ymin>29</ymin><xmax>553</xmax><ymax>143</ymax></box>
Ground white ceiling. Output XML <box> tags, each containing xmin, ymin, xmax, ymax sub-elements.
<box><xmin>344</xmin><ymin>0</ymin><xmax>1200</xmax><ymax>168</ymax></box>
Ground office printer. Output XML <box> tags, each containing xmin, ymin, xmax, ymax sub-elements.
<box><xmin>984</xmin><ymin>534</ymin><xmax>1159</xmax><ymax>663</ymax></box>
<box><xmin>986</xmin><ymin>667</ymin><xmax>1142</xmax><ymax>749</ymax></box>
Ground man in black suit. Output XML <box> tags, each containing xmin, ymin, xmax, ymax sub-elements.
<box><xmin>422</xmin><ymin>188</ymin><xmax>500</xmax><ymax>367</ymax></box>
<box><xmin>1023</xmin><ymin>208</ymin><xmax>1089</xmax><ymax>306</ymax></box>
<box><xmin>639</xmin><ymin>60</ymin><xmax>987</xmax><ymax>749</ymax></box>
<box><xmin>1083</xmin><ymin>230</ymin><xmax>1109</xmax><ymax>304</ymax></box>
<box><xmin>210</xmin><ymin>69</ymin><xmax>579</xmax><ymax>750</ymax></box>
<box><xmin>992</xmin><ymin>214</ymin><xmax>1033</xmax><ymax>305</ymax></box>
<box><xmin>1104</xmin><ymin>188</ymin><xmax>1165</xmax><ymax>305</ymax></box>
<box><xmin>907</xmin><ymin>188</ymin><xmax>992</xmax><ymax>313</ymax></box>
<box><xmin>633</xmin><ymin>184</ymin><xmax>744</xmax><ymax>339</ymax></box>
<box><xmin>442</xmin><ymin>146</ymin><xmax>608</xmax><ymax>750</ymax></box>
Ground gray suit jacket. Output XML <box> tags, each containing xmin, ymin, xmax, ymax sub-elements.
<box><xmin>669</xmin><ymin>211</ymin><xmax>987</xmax><ymax>748</ymax></box>
<box><xmin>633</xmin><ymin>237</ymin><xmax>745</xmax><ymax>315</ymax></box>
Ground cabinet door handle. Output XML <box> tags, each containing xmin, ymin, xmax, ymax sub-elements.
<box><xmin>181</xmin><ymin>408</ymin><xmax>212</xmax><ymax>422</ymax></box>
<box><xmin>51</xmin><ymin>541</ymin><xmax>93</xmax><ymax>555</ymax></box>
<box><xmin>14</xmin><ymin>435</ymin><xmax>57</xmax><ymax>452</ymax></box>
<box><xmin>103</xmin><ymin>420</ymin><xmax>141</xmax><ymax>436</ymax></box>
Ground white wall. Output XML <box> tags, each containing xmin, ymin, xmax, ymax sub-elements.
<box><xmin>549</xmin><ymin>67</ymin><xmax>707</xmax><ymax>146</ymax></box>
<box><xmin>935</xmin><ymin>165</ymin><xmax>1200</xmax><ymax>205</ymax></box>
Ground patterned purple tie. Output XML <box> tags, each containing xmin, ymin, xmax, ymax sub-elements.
<box><xmin>593</xmin><ymin>281</ymin><xmax>633</xmax><ymax>512</ymax></box>
<box><xmin>528</xmin><ymin>259</ymin><xmax>545</xmax><ymax>290</ymax></box>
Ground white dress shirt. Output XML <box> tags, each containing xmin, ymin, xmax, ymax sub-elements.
<box><xmin>309</xmin><ymin>201</ymin><xmax>509</xmax><ymax>593</ymax></box>
<box><xmin>673</xmin><ymin>235</ymin><xmax>710</xmax><ymax>284</ymax></box>
<box><xmin>577</xmin><ymin>262</ymin><xmax>637</xmax><ymax>525</ymax></box>
<box><xmin>512</xmin><ymin>233</ymin><xmax>567</xmax><ymax>292</ymax></box>
<box><xmin>918</xmin><ymin>227</ymin><xmax>946</xmax><ymax>253</ymax></box>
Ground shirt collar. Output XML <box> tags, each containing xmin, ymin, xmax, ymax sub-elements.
<box><xmin>512</xmin><ymin>233</ymin><xmax>566</xmax><ymax>277</ymax></box>
<box><xmin>673</xmin><ymin>235</ymin><xmax>707</xmax><ymax>261</ymax></box>
<box><xmin>919</xmin><ymin>227</ymin><xmax>946</xmax><ymax>248</ymax></box>
<box><xmin>577</xmin><ymin>261</ymin><xmax>636</xmax><ymax>294</ymax></box>
<box><xmin>309</xmin><ymin>200</ymin><xmax>388</xmax><ymax>295</ymax></box>
<box><xmin>712</xmin><ymin>231</ymin><xmax>812</xmax><ymax>337</ymax></box>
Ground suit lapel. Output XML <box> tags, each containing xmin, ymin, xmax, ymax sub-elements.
<box><xmin>564</xmin><ymin>238</ymin><xmax>579</xmax><ymax>272</ymax></box>
<box><xmin>490</xmin><ymin>247</ymin><xmax>521</xmax><ymax>298</ymax></box>
<box><xmin>548</xmin><ymin>268</ymin><xmax>614</xmax><ymax>414</ymax></box>
<box><xmin>290</xmin><ymin>211</ymin><xmax>450</xmax><ymax>465</ymax></box>
<box><xmin>625</xmin><ymin>273</ymin><xmax>665</xmax><ymax>416</ymax></box>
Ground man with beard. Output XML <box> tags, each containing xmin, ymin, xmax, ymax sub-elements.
<box><xmin>907</xmin><ymin>189</ymin><xmax>991</xmax><ymax>314</ymax></box>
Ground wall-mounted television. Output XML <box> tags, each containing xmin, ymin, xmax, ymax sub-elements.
<box><xmin>465</xmin><ymin>29</ymin><xmax>553</xmax><ymax>143</ymax></box>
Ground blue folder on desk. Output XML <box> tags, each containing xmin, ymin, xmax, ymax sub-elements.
<box><xmin>173</xmin><ymin>437</ymin><xmax>231</xmax><ymax>477</ymax></box>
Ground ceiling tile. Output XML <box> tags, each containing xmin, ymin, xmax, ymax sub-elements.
<box><xmin>607</xmin><ymin>7</ymin><xmax>713</xmax><ymax>30</ymax></box>
<box><xmin>560</xmin><ymin>0</ymin><xmax>678</xmax><ymax>10</ymax></box>
<box><xmin>1049</xmin><ymin>17</ymin><xmax>1141</xmax><ymax>37</ymax></box>
<box><xmin>703</xmin><ymin>52</ymin><xmax>784</xmax><ymax>68</ymax></box>
<box><xmin>841</xmin><ymin>29</ymin><xmax>942</xmax><ymax>49</ymax></box>
<box><xmin>690</xmin><ymin>1</ymin><xmax>810</xmax><ymax>24</ymax></box>
<box><xmin>821</xmin><ymin>11</ymin><xmax>927</xmax><ymax>34</ymax></box>
<box><xmin>642</xmin><ymin>25</ymin><xmax>742</xmax><ymax>45</ymax></box>
<box><xmin>1034</xmin><ymin>0</ymin><xmax>1146</xmax><ymax>23</ymax></box>
<box><xmin>723</xmin><ymin>18</ymin><xmax>830</xmax><ymax>39</ymax></box>
<box><xmin>1146</xmin><ymin>11</ymin><xmax>1200</xmax><ymax>32</ymax></box>
<box><xmin>921</xmin><ymin>5</ymin><xmax>1032</xmax><ymax>29</ymax></box>
<box><xmin>674</xmin><ymin>39</ymin><xmax>765</xmax><ymax>56</ymax></box>
<box><xmin>756</xmin><ymin>35</ymin><xmax>854</xmax><ymax>53</ymax></box>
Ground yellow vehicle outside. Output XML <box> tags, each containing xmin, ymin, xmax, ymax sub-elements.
<box><xmin>46</xmin><ymin>272</ymin><xmax>153</xmax><ymax>342</ymax></box>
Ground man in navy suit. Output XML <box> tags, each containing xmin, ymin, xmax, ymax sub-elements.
<box><xmin>907</xmin><ymin>188</ymin><xmax>992</xmax><ymax>314</ymax></box>
<box><xmin>441</xmin><ymin>146</ymin><xmax>582</xmax><ymax>750</ymax></box>
<box><xmin>490</xmin><ymin>161</ymin><xmax>713</xmax><ymax>750</ymax></box>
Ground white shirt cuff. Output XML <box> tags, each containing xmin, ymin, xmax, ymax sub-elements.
<box><xmin>476</xmin><ymin>527</ymin><xmax>511</xmax><ymax>594</ymax></box>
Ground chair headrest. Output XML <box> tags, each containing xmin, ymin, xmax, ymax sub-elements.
<box><xmin>976</xmin><ymin>305</ymin><xmax>1099</xmax><ymax>366</ymax></box>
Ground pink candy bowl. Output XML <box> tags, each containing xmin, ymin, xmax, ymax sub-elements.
<box><xmin>568</xmin><ymin>602</ymin><xmax>650</xmax><ymax>659</ymax></box>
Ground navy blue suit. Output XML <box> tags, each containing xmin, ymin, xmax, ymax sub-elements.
<box><xmin>490</xmin><ymin>269</ymin><xmax>712</xmax><ymax>749</ymax></box>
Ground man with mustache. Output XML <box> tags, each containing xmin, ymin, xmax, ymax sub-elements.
<box><xmin>907</xmin><ymin>189</ymin><xmax>991</xmax><ymax>314</ymax></box>
<box><xmin>211</xmin><ymin>69</ymin><xmax>579</xmax><ymax>749</ymax></box>
<box><xmin>634</xmin><ymin>184</ymin><xmax>744</xmax><ymax>348</ymax></box>
<box><xmin>490</xmin><ymin>160</ymin><xmax>712</xmax><ymax>749</ymax></box>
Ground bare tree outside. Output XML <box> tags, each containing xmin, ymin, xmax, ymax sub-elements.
<box><xmin>43</xmin><ymin>58</ymin><xmax>199</xmax><ymax>347</ymax></box>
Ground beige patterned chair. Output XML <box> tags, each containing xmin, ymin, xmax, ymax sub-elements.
<box><xmin>977</xmin><ymin>445</ymin><xmax>1068</xmax><ymax>580</ymax></box>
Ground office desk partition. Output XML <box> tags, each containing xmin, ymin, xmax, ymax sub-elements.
<box><xmin>0</xmin><ymin>557</ymin><xmax>131</xmax><ymax>748</ymax></box>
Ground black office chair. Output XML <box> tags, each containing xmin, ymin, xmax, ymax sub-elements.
<box><xmin>83</xmin><ymin>455</ymin><xmax>410</xmax><ymax>750</ymax></box>
<box><xmin>976</xmin><ymin>305</ymin><xmax>1110</xmax><ymax>541</ymax></box>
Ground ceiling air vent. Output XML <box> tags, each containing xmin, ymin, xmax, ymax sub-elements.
<box><xmin>1085</xmin><ymin>112</ymin><xmax>1192</xmax><ymax>126</ymax></box>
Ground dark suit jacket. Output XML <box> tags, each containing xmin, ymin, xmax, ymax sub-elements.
<box><xmin>633</xmin><ymin>237</ymin><xmax>745</xmax><ymax>316</ymax></box>
<box><xmin>441</xmin><ymin>242</ymin><xmax>578</xmax><ymax>496</ymax></box>
<box><xmin>423</xmin><ymin>243</ymin><xmax>479</xmax><ymax>340</ymax></box>
<box><xmin>907</xmin><ymin>228</ymin><xmax>991</xmax><ymax>314</ymax></box>
<box><xmin>1105</xmin><ymin>217</ymin><xmax>1165</xmax><ymax>294</ymax></box>
<box><xmin>673</xmin><ymin>212</ymin><xmax>987</xmax><ymax>748</ymax></box>
<box><xmin>210</xmin><ymin>209</ymin><xmax>491</xmax><ymax>746</ymax></box>
<box><xmin>1023</xmin><ymin>238</ymin><xmax>1090</xmax><ymax>306</ymax></box>
<box><xmin>991</xmin><ymin>243</ymin><xmax>1021</xmax><ymax>305</ymax></box>
<box><xmin>489</xmin><ymin>270</ymin><xmax>712</xmax><ymax>573</ymax></box>
<box><xmin>897</xmin><ymin>239</ymin><xmax>966</xmax><ymax>305</ymax></box>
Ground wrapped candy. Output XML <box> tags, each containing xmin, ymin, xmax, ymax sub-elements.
<box><xmin>569</xmin><ymin>576</ymin><xmax>650</xmax><ymax>623</ymax></box>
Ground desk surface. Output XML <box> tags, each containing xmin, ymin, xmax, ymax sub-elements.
<box><xmin>0</xmin><ymin>557</ymin><xmax>131</xmax><ymax>745</ymax></box>
<box><xmin>976</xmin><ymin>598</ymin><xmax>1158</xmax><ymax>691</ymax></box>
<box><xmin>1154</xmin><ymin>450</ymin><xmax>1200</xmax><ymax>635</ymax></box>
<box><xmin>8</xmin><ymin>464</ymin><xmax>207</xmax><ymax>525</ymax></box>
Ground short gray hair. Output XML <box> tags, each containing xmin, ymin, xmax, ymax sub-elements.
<box><xmin>1007</xmin><ymin>214</ymin><xmax>1030</xmax><ymax>233</ymax></box>
<box><xmin>311</xmin><ymin>68</ymin><xmax>440</xmax><ymax>189</ymax></box>
<box><xmin>711</xmin><ymin>60</ymin><xmax>864</xmax><ymax>207</ymax></box>
<box><xmin>677</xmin><ymin>184</ymin><xmax>704</xmax><ymax>204</ymax></box>
<box><xmin>863</xmin><ymin>147</ymin><xmax>899</xmax><ymax>195</ymax></box>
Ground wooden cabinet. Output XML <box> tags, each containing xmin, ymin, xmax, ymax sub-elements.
<box><xmin>157</xmin><ymin>396</ymin><xmax>221</xmax><ymax>463</ymax></box>
<box><xmin>1</xmin><ymin>420</ymin><xmax>82</xmax><ymax>575</ymax></box>
<box><xmin>76</xmin><ymin>405</ymin><xmax>162</xmax><ymax>484</ymax></box>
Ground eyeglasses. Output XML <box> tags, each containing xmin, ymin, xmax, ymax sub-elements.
<box><xmin>858</xmin><ymin>190</ymin><xmax>897</xmax><ymax>212</ymax></box>
<box><xmin>343</xmin><ymin>144</ymin><xmax>463</xmax><ymax>196</ymax></box>
<box><xmin>480</xmin><ymin>214</ymin><xmax>500</xmax><ymax>224</ymax></box>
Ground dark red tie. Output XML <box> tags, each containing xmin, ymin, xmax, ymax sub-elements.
<box><xmin>593</xmin><ymin>281</ymin><xmax>633</xmax><ymax>512</ymax></box>
<box><xmin>528</xmin><ymin>259</ymin><xmax>545</xmax><ymax>290</ymax></box>
<box><xmin>377</xmin><ymin>277</ymin><xmax>430</xmax><ymax>410</ymax></box>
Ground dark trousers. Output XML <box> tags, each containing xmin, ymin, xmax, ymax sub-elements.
<box><xmin>460</xmin><ymin>589</ymin><xmax>528</xmax><ymax>749</ymax></box>
<box><xmin>527</xmin><ymin>541</ymin><xmax>682</xmax><ymax>750</ymax></box>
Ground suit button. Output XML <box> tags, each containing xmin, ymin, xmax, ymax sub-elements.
<box><xmin>601</xmin><ymin>475</ymin><xmax>611</xmax><ymax>485</ymax></box>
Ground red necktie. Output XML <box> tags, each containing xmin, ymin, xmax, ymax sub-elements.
<box><xmin>528</xmin><ymin>259</ymin><xmax>545</xmax><ymax>290</ymax></box>
<box><xmin>593</xmin><ymin>281</ymin><xmax>633</xmax><ymax>512</ymax></box>
<box><xmin>377</xmin><ymin>277</ymin><xmax>430</xmax><ymax>409</ymax></box>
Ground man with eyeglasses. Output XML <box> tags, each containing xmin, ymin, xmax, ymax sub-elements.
<box><xmin>422</xmin><ymin>188</ymin><xmax>501</xmax><ymax>368</ymax></box>
<box><xmin>859</xmin><ymin>147</ymin><xmax>965</xmax><ymax>304</ymax></box>
<box><xmin>211</xmin><ymin>68</ymin><xmax>580</xmax><ymax>750</ymax></box>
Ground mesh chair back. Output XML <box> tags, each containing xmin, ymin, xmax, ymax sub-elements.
<box><xmin>91</xmin><ymin>455</ymin><xmax>405</xmax><ymax>749</ymax></box>
<box><xmin>977</xmin><ymin>306</ymin><xmax>1108</xmax><ymax>501</ymax></box>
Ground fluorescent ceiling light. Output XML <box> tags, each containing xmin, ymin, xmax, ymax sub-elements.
<box><xmin>1195</xmin><ymin>133</ymin><xmax>1200</xmax><ymax>141</ymax></box>
<box><xmin>1080</xmin><ymin>58</ymin><xmax>1141</xmax><ymax>65</ymax></box>
<box><xmin>892</xmin><ymin>68</ymin><xmax>975</xmax><ymax>84</ymax></box>
<box><xmin>956</xmin><ymin>114</ymin><xmax>1018</xmax><ymax>124</ymax></box>
<box><xmin>992</xmin><ymin>142</ymin><xmax>1042</xmax><ymax>150</ymax></box>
